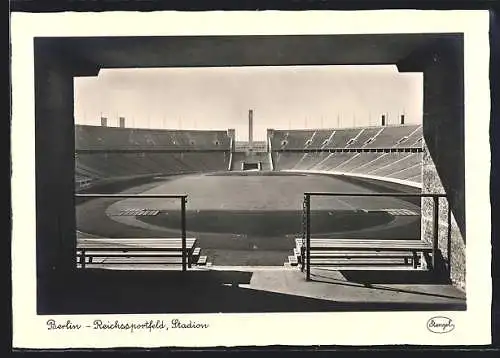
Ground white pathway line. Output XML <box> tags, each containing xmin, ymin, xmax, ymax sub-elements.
<box><xmin>364</xmin><ymin>127</ymin><xmax>385</xmax><ymax>147</ymax></box>
<box><xmin>332</xmin><ymin>152</ymin><xmax>361</xmax><ymax>171</ymax></box>
<box><xmin>292</xmin><ymin>131</ymin><xmax>316</xmax><ymax>170</ymax></box>
<box><xmin>366</xmin><ymin>152</ymin><xmax>412</xmax><ymax>175</ymax></box>
<box><xmin>323</xmin><ymin>130</ymin><xmax>337</xmax><ymax>148</ymax></box>
<box><xmin>397</xmin><ymin>125</ymin><xmax>423</xmax><ymax>147</ymax></box>
<box><xmin>310</xmin><ymin>130</ymin><xmax>339</xmax><ymax>169</ymax></box>
<box><xmin>323</xmin><ymin>153</ymin><xmax>355</xmax><ymax>171</ymax></box>
<box><xmin>387</xmin><ymin>158</ymin><xmax>422</xmax><ymax>178</ymax></box>
<box><xmin>326</xmin><ymin>128</ymin><xmax>368</xmax><ymax>170</ymax></box>
<box><xmin>338</xmin><ymin>128</ymin><xmax>387</xmax><ymax>172</ymax></box>
<box><xmin>352</xmin><ymin>152</ymin><xmax>388</xmax><ymax>172</ymax></box>
<box><xmin>312</xmin><ymin>152</ymin><xmax>335</xmax><ymax>169</ymax></box>
<box><xmin>344</xmin><ymin>128</ymin><xmax>365</xmax><ymax>148</ymax></box>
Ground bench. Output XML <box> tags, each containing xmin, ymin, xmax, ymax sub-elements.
<box><xmin>294</xmin><ymin>238</ymin><xmax>433</xmax><ymax>270</ymax></box>
<box><xmin>76</xmin><ymin>238</ymin><xmax>199</xmax><ymax>269</ymax></box>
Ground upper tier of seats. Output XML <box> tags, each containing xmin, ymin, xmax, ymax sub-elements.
<box><xmin>270</xmin><ymin>124</ymin><xmax>422</xmax><ymax>150</ymax></box>
<box><xmin>75</xmin><ymin>125</ymin><xmax>231</xmax><ymax>151</ymax></box>
<box><xmin>74</xmin><ymin>125</ymin><xmax>232</xmax><ymax>191</ymax></box>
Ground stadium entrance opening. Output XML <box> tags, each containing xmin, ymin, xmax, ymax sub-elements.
<box><xmin>242</xmin><ymin>162</ymin><xmax>261</xmax><ymax>171</ymax></box>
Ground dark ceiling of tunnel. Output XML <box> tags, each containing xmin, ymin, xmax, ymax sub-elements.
<box><xmin>35</xmin><ymin>33</ymin><xmax>461</xmax><ymax>71</ymax></box>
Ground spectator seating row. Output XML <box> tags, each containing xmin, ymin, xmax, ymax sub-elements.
<box><xmin>76</xmin><ymin>125</ymin><xmax>231</xmax><ymax>150</ymax></box>
<box><xmin>75</xmin><ymin>152</ymin><xmax>229</xmax><ymax>181</ymax></box>
<box><xmin>74</xmin><ymin>125</ymin><xmax>232</xmax><ymax>190</ymax></box>
<box><xmin>271</xmin><ymin>124</ymin><xmax>422</xmax><ymax>150</ymax></box>
<box><xmin>273</xmin><ymin>151</ymin><xmax>422</xmax><ymax>184</ymax></box>
<box><xmin>270</xmin><ymin>125</ymin><xmax>423</xmax><ymax>185</ymax></box>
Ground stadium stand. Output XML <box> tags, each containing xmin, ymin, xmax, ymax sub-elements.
<box><xmin>271</xmin><ymin>125</ymin><xmax>421</xmax><ymax>150</ymax></box>
<box><xmin>74</xmin><ymin>125</ymin><xmax>231</xmax><ymax>190</ymax></box>
<box><xmin>271</xmin><ymin>125</ymin><xmax>423</xmax><ymax>185</ymax></box>
<box><xmin>75</xmin><ymin>125</ymin><xmax>230</xmax><ymax>150</ymax></box>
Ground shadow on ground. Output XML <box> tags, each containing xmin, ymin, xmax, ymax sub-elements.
<box><xmin>335</xmin><ymin>269</ymin><xmax>452</xmax><ymax>285</ymax></box>
<box><xmin>38</xmin><ymin>269</ymin><xmax>465</xmax><ymax>315</ymax></box>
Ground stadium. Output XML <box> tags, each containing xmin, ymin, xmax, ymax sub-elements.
<box><xmin>33</xmin><ymin>34</ymin><xmax>467</xmax><ymax>314</ymax></box>
<box><xmin>75</xmin><ymin>120</ymin><xmax>424</xmax><ymax>266</ymax></box>
<box><xmin>69</xmin><ymin>113</ymin><xmax>465</xmax><ymax>313</ymax></box>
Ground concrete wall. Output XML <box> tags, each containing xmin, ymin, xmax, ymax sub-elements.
<box><xmin>399</xmin><ymin>36</ymin><xmax>466</xmax><ymax>290</ymax></box>
<box><xmin>34</xmin><ymin>44</ymin><xmax>78</xmax><ymax>293</ymax></box>
<box><xmin>34</xmin><ymin>41</ymin><xmax>100</xmax><ymax>311</ymax></box>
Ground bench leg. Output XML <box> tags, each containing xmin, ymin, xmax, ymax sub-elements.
<box><xmin>300</xmin><ymin>246</ymin><xmax>305</xmax><ymax>272</ymax></box>
<box><xmin>412</xmin><ymin>252</ymin><xmax>418</xmax><ymax>269</ymax></box>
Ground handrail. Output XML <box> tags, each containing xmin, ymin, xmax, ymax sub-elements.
<box><xmin>272</xmin><ymin>147</ymin><xmax>422</xmax><ymax>153</ymax></box>
<box><xmin>76</xmin><ymin>148</ymin><xmax>231</xmax><ymax>153</ymax></box>
<box><xmin>302</xmin><ymin>192</ymin><xmax>448</xmax><ymax>280</ymax></box>
<box><xmin>75</xmin><ymin>193</ymin><xmax>189</xmax><ymax>271</ymax></box>
<box><xmin>75</xmin><ymin>193</ymin><xmax>187</xmax><ymax>199</ymax></box>
<box><xmin>305</xmin><ymin>192</ymin><xmax>446</xmax><ymax>197</ymax></box>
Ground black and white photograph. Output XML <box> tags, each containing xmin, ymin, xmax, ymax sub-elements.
<box><xmin>11</xmin><ymin>10</ymin><xmax>492</xmax><ymax>348</ymax></box>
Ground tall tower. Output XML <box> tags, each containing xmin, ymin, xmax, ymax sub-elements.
<box><xmin>227</xmin><ymin>129</ymin><xmax>236</xmax><ymax>152</ymax></box>
<box><xmin>248</xmin><ymin>109</ymin><xmax>254</xmax><ymax>148</ymax></box>
<box><xmin>100</xmin><ymin>116</ymin><xmax>107</xmax><ymax>127</ymax></box>
<box><xmin>381</xmin><ymin>114</ymin><xmax>386</xmax><ymax>126</ymax></box>
<box><xmin>400</xmin><ymin>114</ymin><xmax>405</xmax><ymax>125</ymax></box>
<box><xmin>119</xmin><ymin>116</ymin><xmax>126</xmax><ymax>128</ymax></box>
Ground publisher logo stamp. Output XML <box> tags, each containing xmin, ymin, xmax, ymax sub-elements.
<box><xmin>427</xmin><ymin>316</ymin><xmax>455</xmax><ymax>334</ymax></box>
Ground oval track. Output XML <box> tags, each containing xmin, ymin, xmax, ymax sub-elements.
<box><xmin>77</xmin><ymin>171</ymin><xmax>421</xmax><ymax>265</ymax></box>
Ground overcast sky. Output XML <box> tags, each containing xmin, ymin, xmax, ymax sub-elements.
<box><xmin>74</xmin><ymin>65</ymin><xmax>422</xmax><ymax>141</ymax></box>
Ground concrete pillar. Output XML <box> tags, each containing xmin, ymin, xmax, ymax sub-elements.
<box><xmin>119</xmin><ymin>117</ymin><xmax>126</xmax><ymax>128</ymax></box>
<box><xmin>227</xmin><ymin>129</ymin><xmax>236</xmax><ymax>151</ymax></box>
<box><xmin>34</xmin><ymin>39</ymin><xmax>100</xmax><ymax>312</ymax></box>
<box><xmin>266</xmin><ymin>129</ymin><xmax>274</xmax><ymax>152</ymax></box>
<box><xmin>100</xmin><ymin>117</ymin><xmax>107</xmax><ymax>127</ymax></box>
<box><xmin>397</xmin><ymin>36</ymin><xmax>465</xmax><ymax>289</ymax></box>
<box><xmin>248</xmin><ymin>109</ymin><xmax>253</xmax><ymax>148</ymax></box>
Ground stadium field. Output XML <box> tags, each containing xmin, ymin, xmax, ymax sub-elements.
<box><xmin>76</xmin><ymin>171</ymin><xmax>422</xmax><ymax>266</ymax></box>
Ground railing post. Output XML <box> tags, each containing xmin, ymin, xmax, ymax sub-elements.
<box><xmin>181</xmin><ymin>196</ymin><xmax>187</xmax><ymax>272</ymax></box>
<box><xmin>432</xmin><ymin>195</ymin><xmax>439</xmax><ymax>272</ymax></box>
<box><xmin>81</xmin><ymin>249</ymin><xmax>86</xmax><ymax>269</ymax></box>
<box><xmin>300</xmin><ymin>196</ymin><xmax>306</xmax><ymax>272</ymax></box>
<box><xmin>447</xmin><ymin>197</ymin><xmax>452</xmax><ymax>275</ymax></box>
<box><xmin>305</xmin><ymin>194</ymin><xmax>311</xmax><ymax>281</ymax></box>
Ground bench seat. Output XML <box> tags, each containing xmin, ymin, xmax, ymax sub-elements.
<box><xmin>76</xmin><ymin>238</ymin><xmax>199</xmax><ymax>269</ymax></box>
<box><xmin>295</xmin><ymin>238</ymin><xmax>432</xmax><ymax>251</ymax></box>
<box><xmin>77</xmin><ymin>247</ymin><xmax>201</xmax><ymax>257</ymax></box>
<box><xmin>77</xmin><ymin>238</ymin><xmax>196</xmax><ymax>250</ymax></box>
<box><xmin>307</xmin><ymin>258</ymin><xmax>413</xmax><ymax>265</ymax></box>
<box><xmin>294</xmin><ymin>237</ymin><xmax>431</xmax><ymax>269</ymax></box>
